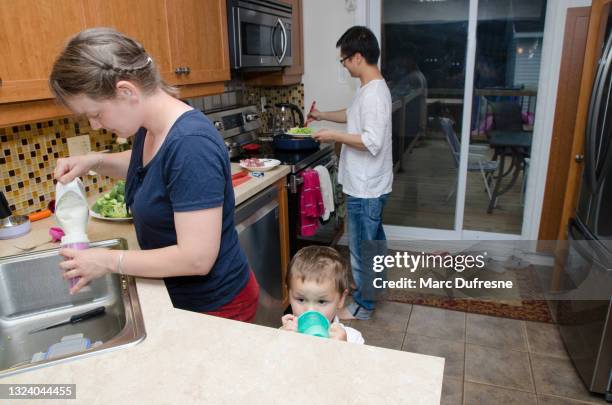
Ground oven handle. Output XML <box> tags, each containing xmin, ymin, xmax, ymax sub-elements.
<box><xmin>288</xmin><ymin>156</ymin><xmax>337</xmax><ymax>194</ymax></box>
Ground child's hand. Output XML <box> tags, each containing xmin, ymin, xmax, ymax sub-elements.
<box><xmin>280</xmin><ymin>314</ymin><xmax>298</xmax><ymax>332</ymax></box>
<box><xmin>329</xmin><ymin>323</ymin><xmax>348</xmax><ymax>341</ymax></box>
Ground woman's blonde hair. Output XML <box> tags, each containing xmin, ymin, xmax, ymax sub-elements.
<box><xmin>49</xmin><ymin>27</ymin><xmax>177</xmax><ymax>106</ymax></box>
<box><xmin>286</xmin><ymin>246</ymin><xmax>350</xmax><ymax>295</ymax></box>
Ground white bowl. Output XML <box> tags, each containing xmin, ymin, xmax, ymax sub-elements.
<box><xmin>239</xmin><ymin>158</ymin><xmax>281</xmax><ymax>172</ymax></box>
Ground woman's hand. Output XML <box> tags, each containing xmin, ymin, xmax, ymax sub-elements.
<box><xmin>59</xmin><ymin>248</ymin><xmax>118</xmax><ymax>294</ymax></box>
<box><xmin>329</xmin><ymin>323</ymin><xmax>348</xmax><ymax>341</ymax></box>
<box><xmin>54</xmin><ymin>154</ymin><xmax>99</xmax><ymax>184</ymax></box>
<box><xmin>280</xmin><ymin>314</ymin><xmax>298</xmax><ymax>332</ymax></box>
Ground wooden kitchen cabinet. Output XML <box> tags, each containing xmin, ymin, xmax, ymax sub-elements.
<box><xmin>82</xmin><ymin>0</ymin><xmax>172</xmax><ymax>78</ymax></box>
<box><xmin>165</xmin><ymin>0</ymin><xmax>231</xmax><ymax>86</ymax></box>
<box><xmin>0</xmin><ymin>0</ymin><xmax>229</xmax><ymax>125</ymax></box>
<box><xmin>0</xmin><ymin>0</ymin><xmax>86</xmax><ymax>104</ymax></box>
<box><xmin>243</xmin><ymin>0</ymin><xmax>304</xmax><ymax>87</ymax></box>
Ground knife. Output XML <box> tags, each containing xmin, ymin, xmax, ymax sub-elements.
<box><xmin>28</xmin><ymin>306</ymin><xmax>106</xmax><ymax>334</ymax></box>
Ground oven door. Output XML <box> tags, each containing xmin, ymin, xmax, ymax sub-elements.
<box><xmin>288</xmin><ymin>153</ymin><xmax>343</xmax><ymax>255</ymax></box>
<box><xmin>232</xmin><ymin>6</ymin><xmax>292</xmax><ymax>69</ymax></box>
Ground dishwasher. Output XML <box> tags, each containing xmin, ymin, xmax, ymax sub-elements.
<box><xmin>234</xmin><ymin>185</ymin><xmax>284</xmax><ymax>327</ymax></box>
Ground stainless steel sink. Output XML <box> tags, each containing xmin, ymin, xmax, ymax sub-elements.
<box><xmin>0</xmin><ymin>238</ymin><xmax>146</xmax><ymax>377</ymax></box>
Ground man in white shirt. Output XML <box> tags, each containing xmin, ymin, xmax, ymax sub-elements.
<box><xmin>310</xmin><ymin>26</ymin><xmax>392</xmax><ymax>320</ymax></box>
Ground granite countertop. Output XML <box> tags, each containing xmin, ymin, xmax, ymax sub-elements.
<box><xmin>0</xmin><ymin>167</ymin><xmax>444</xmax><ymax>404</ymax></box>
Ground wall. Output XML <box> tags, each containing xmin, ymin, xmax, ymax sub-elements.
<box><xmin>302</xmin><ymin>0</ymin><xmax>360</xmax><ymax>115</ymax></box>
<box><xmin>1</xmin><ymin>84</ymin><xmax>304</xmax><ymax>216</ymax></box>
<box><xmin>0</xmin><ymin>120</ymin><xmax>118</xmax><ymax>215</ymax></box>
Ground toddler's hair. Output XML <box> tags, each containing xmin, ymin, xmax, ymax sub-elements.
<box><xmin>287</xmin><ymin>246</ymin><xmax>349</xmax><ymax>295</ymax></box>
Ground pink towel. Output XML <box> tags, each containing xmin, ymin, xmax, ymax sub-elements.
<box><xmin>299</xmin><ymin>170</ymin><xmax>325</xmax><ymax>236</ymax></box>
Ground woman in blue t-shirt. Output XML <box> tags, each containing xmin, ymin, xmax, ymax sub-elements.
<box><xmin>50</xmin><ymin>28</ymin><xmax>259</xmax><ymax>322</ymax></box>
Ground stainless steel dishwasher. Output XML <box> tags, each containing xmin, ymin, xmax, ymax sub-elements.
<box><xmin>235</xmin><ymin>185</ymin><xmax>284</xmax><ymax>327</ymax></box>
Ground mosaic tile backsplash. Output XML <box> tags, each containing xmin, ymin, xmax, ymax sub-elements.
<box><xmin>0</xmin><ymin>119</ymin><xmax>124</xmax><ymax>215</ymax></box>
<box><xmin>244</xmin><ymin>84</ymin><xmax>305</xmax><ymax>131</ymax></box>
<box><xmin>1</xmin><ymin>83</ymin><xmax>304</xmax><ymax>216</ymax></box>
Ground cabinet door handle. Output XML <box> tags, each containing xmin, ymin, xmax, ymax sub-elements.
<box><xmin>184</xmin><ymin>66</ymin><xmax>190</xmax><ymax>74</ymax></box>
<box><xmin>575</xmin><ymin>154</ymin><xmax>584</xmax><ymax>163</ymax></box>
<box><xmin>175</xmin><ymin>67</ymin><xmax>187</xmax><ymax>75</ymax></box>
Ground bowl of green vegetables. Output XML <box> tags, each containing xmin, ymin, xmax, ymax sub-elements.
<box><xmin>286</xmin><ymin>127</ymin><xmax>315</xmax><ymax>138</ymax></box>
<box><xmin>90</xmin><ymin>180</ymin><xmax>132</xmax><ymax>221</ymax></box>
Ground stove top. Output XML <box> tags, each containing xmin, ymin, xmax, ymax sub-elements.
<box><xmin>231</xmin><ymin>142</ymin><xmax>334</xmax><ymax>173</ymax></box>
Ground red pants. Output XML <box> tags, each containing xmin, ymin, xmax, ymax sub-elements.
<box><xmin>203</xmin><ymin>271</ymin><xmax>259</xmax><ymax>323</ymax></box>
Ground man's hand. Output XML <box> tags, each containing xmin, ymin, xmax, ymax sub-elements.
<box><xmin>329</xmin><ymin>323</ymin><xmax>348</xmax><ymax>341</ymax></box>
<box><xmin>307</xmin><ymin>108</ymin><xmax>323</xmax><ymax>122</ymax></box>
<box><xmin>280</xmin><ymin>314</ymin><xmax>298</xmax><ymax>332</ymax></box>
<box><xmin>313</xmin><ymin>129</ymin><xmax>337</xmax><ymax>143</ymax></box>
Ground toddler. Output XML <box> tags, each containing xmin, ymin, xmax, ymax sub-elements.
<box><xmin>281</xmin><ymin>246</ymin><xmax>364</xmax><ymax>344</ymax></box>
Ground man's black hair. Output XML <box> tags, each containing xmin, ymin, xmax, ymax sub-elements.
<box><xmin>336</xmin><ymin>26</ymin><xmax>380</xmax><ymax>65</ymax></box>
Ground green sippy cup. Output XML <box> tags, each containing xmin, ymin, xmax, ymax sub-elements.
<box><xmin>297</xmin><ymin>311</ymin><xmax>330</xmax><ymax>338</ymax></box>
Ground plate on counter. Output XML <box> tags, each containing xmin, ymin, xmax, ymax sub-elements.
<box><xmin>89</xmin><ymin>210</ymin><xmax>132</xmax><ymax>222</ymax></box>
<box><xmin>239</xmin><ymin>158</ymin><xmax>281</xmax><ymax>172</ymax></box>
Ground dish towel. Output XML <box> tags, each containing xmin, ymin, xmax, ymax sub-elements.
<box><xmin>299</xmin><ymin>169</ymin><xmax>325</xmax><ymax>236</ymax></box>
<box><xmin>313</xmin><ymin>165</ymin><xmax>335</xmax><ymax>221</ymax></box>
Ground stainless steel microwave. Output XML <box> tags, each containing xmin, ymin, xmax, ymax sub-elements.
<box><xmin>227</xmin><ymin>0</ymin><xmax>293</xmax><ymax>70</ymax></box>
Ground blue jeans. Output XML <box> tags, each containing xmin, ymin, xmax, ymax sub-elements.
<box><xmin>346</xmin><ymin>193</ymin><xmax>389</xmax><ymax>311</ymax></box>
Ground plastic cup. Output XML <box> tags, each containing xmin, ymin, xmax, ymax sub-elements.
<box><xmin>61</xmin><ymin>241</ymin><xmax>89</xmax><ymax>290</ymax></box>
<box><xmin>297</xmin><ymin>311</ymin><xmax>330</xmax><ymax>338</ymax></box>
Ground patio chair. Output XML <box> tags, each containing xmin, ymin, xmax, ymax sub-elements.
<box><xmin>439</xmin><ymin>117</ymin><xmax>498</xmax><ymax>202</ymax></box>
<box><xmin>488</xmin><ymin>101</ymin><xmax>532</xmax><ymax>160</ymax></box>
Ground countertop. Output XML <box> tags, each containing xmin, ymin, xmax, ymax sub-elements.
<box><xmin>231</xmin><ymin>163</ymin><xmax>290</xmax><ymax>205</ymax></box>
<box><xmin>0</xmin><ymin>170</ymin><xmax>444</xmax><ymax>404</ymax></box>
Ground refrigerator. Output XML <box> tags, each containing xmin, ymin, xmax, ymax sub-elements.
<box><xmin>557</xmin><ymin>1</ymin><xmax>612</xmax><ymax>398</ymax></box>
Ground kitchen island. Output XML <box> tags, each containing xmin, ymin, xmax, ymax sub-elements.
<box><xmin>0</xmin><ymin>165</ymin><xmax>444</xmax><ymax>404</ymax></box>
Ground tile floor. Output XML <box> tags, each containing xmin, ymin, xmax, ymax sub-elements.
<box><xmin>344</xmin><ymin>301</ymin><xmax>609</xmax><ymax>405</ymax></box>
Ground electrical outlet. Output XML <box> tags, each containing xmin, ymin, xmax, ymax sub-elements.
<box><xmin>66</xmin><ymin>135</ymin><xmax>91</xmax><ymax>157</ymax></box>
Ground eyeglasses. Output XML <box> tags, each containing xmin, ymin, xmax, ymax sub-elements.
<box><xmin>339</xmin><ymin>54</ymin><xmax>354</xmax><ymax>65</ymax></box>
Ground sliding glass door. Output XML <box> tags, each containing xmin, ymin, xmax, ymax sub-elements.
<box><xmin>381</xmin><ymin>0</ymin><xmax>547</xmax><ymax>238</ymax></box>
<box><xmin>381</xmin><ymin>0</ymin><xmax>469</xmax><ymax>231</ymax></box>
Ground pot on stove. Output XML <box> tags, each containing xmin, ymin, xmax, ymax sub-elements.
<box><xmin>266</xmin><ymin>103</ymin><xmax>319</xmax><ymax>151</ymax></box>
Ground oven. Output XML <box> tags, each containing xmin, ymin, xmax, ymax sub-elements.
<box><xmin>227</xmin><ymin>0</ymin><xmax>293</xmax><ymax>70</ymax></box>
<box><xmin>287</xmin><ymin>151</ymin><xmax>344</xmax><ymax>255</ymax></box>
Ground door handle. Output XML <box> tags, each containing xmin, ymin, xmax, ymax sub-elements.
<box><xmin>174</xmin><ymin>67</ymin><xmax>191</xmax><ymax>75</ymax></box>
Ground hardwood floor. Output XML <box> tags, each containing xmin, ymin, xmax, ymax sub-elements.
<box><xmin>383</xmin><ymin>132</ymin><xmax>525</xmax><ymax>234</ymax></box>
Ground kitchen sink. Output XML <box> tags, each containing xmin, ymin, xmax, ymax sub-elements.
<box><xmin>0</xmin><ymin>238</ymin><xmax>146</xmax><ymax>377</ymax></box>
